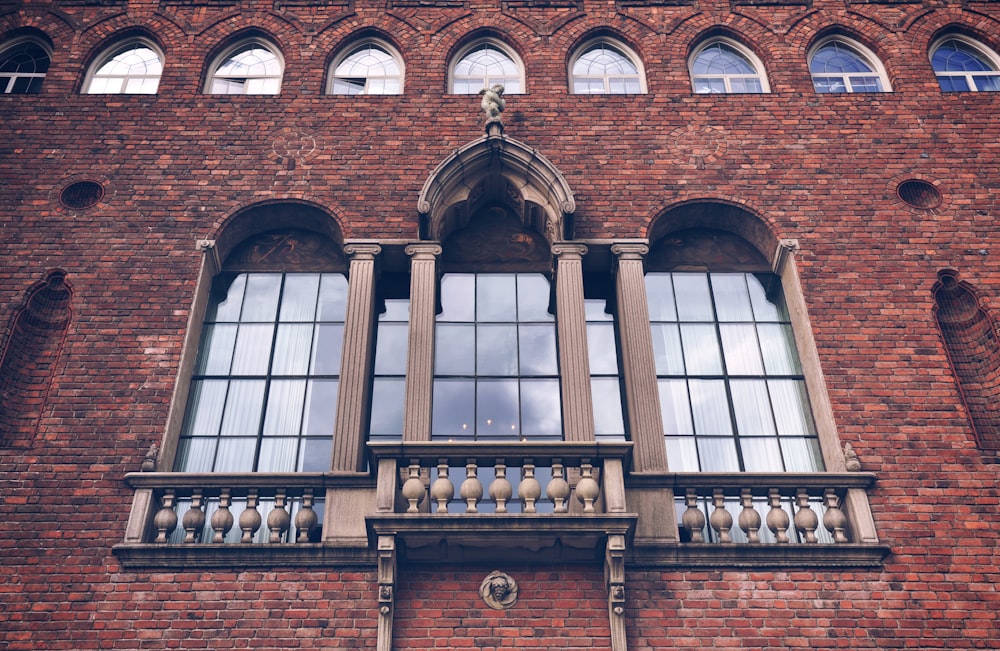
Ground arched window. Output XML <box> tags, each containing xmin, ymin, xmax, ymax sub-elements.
<box><xmin>690</xmin><ymin>38</ymin><xmax>769</xmax><ymax>94</ymax></box>
<box><xmin>327</xmin><ymin>40</ymin><xmax>403</xmax><ymax>95</ymax></box>
<box><xmin>85</xmin><ymin>39</ymin><xmax>163</xmax><ymax>94</ymax></box>
<box><xmin>449</xmin><ymin>39</ymin><xmax>524</xmax><ymax>94</ymax></box>
<box><xmin>0</xmin><ymin>38</ymin><xmax>51</xmax><ymax>94</ymax></box>
<box><xmin>808</xmin><ymin>37</ymin><xmax>890</xmax><ymax>93</ymax></box>
<box><xmin>207</xmin><ymin>38</ymin><xmax>283</xmax><ymax>95</ymax></box>
<box><xmin>645</xmin><ymin>229</ymin><xmax>823</xmax><ymax>473</ymax></box>
<box><xmin>569</xmin><ymin>38</ymin><xmax>645</xmax><ymax>94</ymax></box>
<box><xmin>930</xmin><ymin>36</ymin><xmax>1000</xmax><ymax>92</ymax></box>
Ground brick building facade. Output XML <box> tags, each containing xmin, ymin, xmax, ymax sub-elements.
<box><xmin>1</xmin><ymin>0</ymin><xmax>999</xmax><ymax>647</ymax></box>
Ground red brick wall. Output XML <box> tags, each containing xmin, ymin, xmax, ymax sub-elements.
<box><xmin>1</xmin><ymin>0</ymin><xmax>1000</xmax><ymax>648</ymax></box>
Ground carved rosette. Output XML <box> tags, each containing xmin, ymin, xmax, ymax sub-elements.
<box><xmin>480</xmin><ymin>571</ymin><xmax>518</xmax><ymax>610</ymax></box>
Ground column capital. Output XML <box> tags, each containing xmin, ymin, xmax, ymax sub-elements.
<box><xmin>552</xmin><ymin>242</ymin><xmax>589</xmax><ymax>259</ymax></box>
<box><xmin>610</xmin><ymin>241</ymin><xmax>649</xmax><ymax>260</ymax></box>
<box><xmin>344</xmin><ymin>241</ymin><xmax>383</xmax><ymax>260</ymax></box>
<box><xmin>405</xmin><ymin>242</ymin><xmax>443</xmax><ymax>259</ymax></box>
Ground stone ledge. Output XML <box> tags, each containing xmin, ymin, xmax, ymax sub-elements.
<box><xmin>628</xmin><ymin>543</ymin><xmax>892</xmax><ymax>568</ymax></box>
<box><xmin>112</xmin><ymin>543</ymin><xmax>377</xmax><ymax>570</ymax></box>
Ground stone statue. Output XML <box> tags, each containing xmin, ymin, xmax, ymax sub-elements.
<box><xmin>479</xmin><ymin>570</ymin><xmax>517</xmax><ymax>610</ymax></box>
<box><xmin>479</xmin><ymin>84</ymin><xmax>506</xmax><ymax>132</ymax></box>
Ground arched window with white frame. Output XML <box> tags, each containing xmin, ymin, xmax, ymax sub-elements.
<box><xmin>449</xmin><ymin>39</ymin><xmax>524</xmax><ymax>94</ymax></box>
<box><xmin>569</xmin><ymin>38</ymin><xmax>645</xmax><ymax>94</ymax></box>
<box><xmin>690</xmin><ymin>37</ymin><xmax>769</xmax><ymax>94</ymax></box>
<box><xmin>809</xmin><ymin>36</ymin><xmax>890</xmax><ymax>93</ymax></box>
<box><xmin>207</xmin><ymin>38</ymin><xmax>283</xmax><ymax>95</ymax></box>
<box><xmin>930</xmin><ymin>35</ymin><xmax>1000</xmax><ymax>92</ymax></box>
<box><xmin>327</xmin><ymin>39</ymin><xmax>403</xmax><ymax>95</ymax></box>
<box><xmin>85</xmin><ymin>38</ymin><xmax>163</xmax><ymax>94</ymax></box>
<box><xmin>0</xmin><ymin>37</ymin><xmax>51</xmax><ymax>94</ymax></box>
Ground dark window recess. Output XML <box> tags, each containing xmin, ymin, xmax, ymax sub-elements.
<box><xmin>897</xmin><ymin>180</ymin><xmax>942</xmax><ymax>209</ymax></box>
<box><xmin>60</xmin><ymin>181</ymin><xmax>104</xmax><ymax>209</ymax></box>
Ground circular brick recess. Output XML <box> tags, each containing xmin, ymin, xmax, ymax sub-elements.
<box><xmin>60</xmin><ymin>180</ymin><xmax>104</xmax><ymax>209</ymax></box>
<box><xmin>897</xmin><ymin>179</ymin><xmax>942</xmax><ymax>209</ymax></box>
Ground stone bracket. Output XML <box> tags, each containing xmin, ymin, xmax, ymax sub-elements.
<box><xmin>606</xmin><ymin>533</ymin><xmax>627</xmax><ymax>651</ymax></box>
<box><xmin>377</xmin><ymin>534</ymin><xmax>396</xmax><ymax>651</ymax></box>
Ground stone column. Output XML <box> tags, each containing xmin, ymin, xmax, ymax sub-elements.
<box><xmin>553</xmin><ymin>243</ymin><xmax>595</xmax><ymax>442</ymax></box>
<box><xmin>331</xmin><ymin>242</ymin><xmax>382</xmax><ymax>472</ymax></box>
<box><xmin>403</xmin><ymin>243</ymin><xmax>442</xmax><ymax>442</ymax></box>
<box><xmin>612</xmin><ymin>242</ymin><xmax>667</xmax><ymax>472</ymax></box>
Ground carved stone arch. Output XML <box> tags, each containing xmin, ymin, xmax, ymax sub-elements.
<box><xmin>418</xmin><ymin>133</ymin><xmax>576</xmax><ymax>245</ymax></box>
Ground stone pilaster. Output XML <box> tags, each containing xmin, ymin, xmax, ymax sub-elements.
<box><xmin>403</xmin><ymin>243</ymin><xmax>442</xmax><ymax>442</ymax></box>
<box><xmin>553</xmin><ymin>243</ymin><xmax>595</xmax><ymax>442</ymax></box>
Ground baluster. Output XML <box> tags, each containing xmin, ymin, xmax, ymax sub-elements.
<box><xmin>489</xmin><ymin>460</ymin><xmax>512</xmax><ymax>514</ymax></box>
<box><xmin>401</xmin><ymin>462</ymin><xmax>425</xmax><ymax>514</ymax></box>
<box><xmin>430</xmin><ymin>460</ymin><xmax>453</xmax><ymax>513</ymax></box>
<box><xmin>575</xmin><ymin>461</ymin><xmax>600</xmax><ymax>514</ymax></box>
<box><xmin>822</xmin><ymin>488</ymin><xmax>849</xmax><ymax>544</ymax></box>
<box><xmin>239</xmin><ymin>490</ymin><xmax>262</xmax><ymax>544</ymax></box>
<box><xmin>547</xmin><ymin>461</ymin><xmax>570</xmax><ymax>513</ymax></box>
<box><xmin>738</xmin><ymin>488</ymin><xmax>761</xmax><ymax>544</ymax></box>
<box><xmin>182</xmin><ymin>490</ymin><xmax>206</xmax><ymax>544</ymax></box>
<box><xmin>153</xmin><ymin>489</ymin><xmax>178</xmax><ymax>544</ymax></box>
<box><xmin>459</xmin><ymin>460</ymin><xmax>482</xmax><ymax>513</ymax></box>
<box><xmin>519</xmin><ymin>460</ymin><xmax>541</xmax><ymax>514</ymax></box>
<box><xmin>793</xmin><ymin>488</ymin><xmax>818</xmax><ymax>543</ymax></box>
<box><xmin>709</xmin><ymin>489</ymin><xmax>733</xmax><ymax>543</ymax></box>
<box><xmin>681</xmin><ymin>488</ymin><xmax>706</xmax><ymax>543</ymax></box>
<box><xmin>295</xmin><ymin>489</ymin><xmax>318</xmax><ymax>543</ymax></box>
<box><xmin>210</xmin><ymin>488</ymin><xmax>234</xmax><ymax>543</ymax></box>
<box><xmin>766</xmin><ymin>488</ymin><xmax>790</xmax><ymax>544</ymax></box>
<box><xmin>268</xmin><ymin>489</ymin><xmax>291</xmax><ymax>543</ymax></box>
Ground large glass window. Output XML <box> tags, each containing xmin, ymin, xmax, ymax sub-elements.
<box><xmin>85</xmin><ymin>40</ymin><xmax>163</xmax><ymax>94</ymax></box>
<box><xmin>587</xmin><ymin>296</ymin><xmax>626</xmax><ymax>440</ymax></box>
<box><xmin>174</xmin><ymin>272</ymin><xmax>347</xmax><ymax>472</ymax></box>
<box><xmin>432</xmin><ymin>273</ymin><xmax>561</xmax><ymax>440</ymax></box>
<box><xmin>931</xmin><ymin>36</ymin><xmax>1000</xmax><ymax>92</ymax></box>
<box><xmin>647</xmin><ymin>271</ymin><xmax>823</xmax><ymax>473</ymax></box>
<box><xmin>369</xmin><ymin>295</ymin><xmax>409</xmax><ymax>442</ymax></box>
<box><xmin>327</xmin><ymin>40</ymin><xmax>403</xmax><ymax>95</ymax></box>
<box><xmin>450</xmin><ymin>40</ymin><xmax>524</xmax><ymax>94</ymax></box>
<box><xmin>570</xmin><ymin>39</ymin><xmax>644</xmax><ymax>94</ymax></box>
<box><xmin>809</xmin><ymin>37</ymin><xmax>889</xmax><ymax>93</ymax></box>
<box><xmin>207</xmin><ymin>39</ymin><xmax>283</xmax><ymax>95</ymax></box>
<box><xmin>0</xmin><ymin>38</ymin><xmax>50</xmax><ymax>94</ymax></box>
<box><xmin>690</xmin><ymin>38</ymin><xmax>768</xmax><ymax>94</ymax></box>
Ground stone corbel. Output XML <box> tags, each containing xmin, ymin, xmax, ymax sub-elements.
<box><xmin>377</xmin><ymin>535</ymin><xmax>396</xmax><ymax>651</ymax></box>
<box><xmin>605</xmin><ymin>533</ymin><xmax>627</xmax><ymax>651</ymax></box>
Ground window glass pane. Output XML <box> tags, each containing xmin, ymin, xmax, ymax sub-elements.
<box><xmin>261</xmin><ymin>379</ymin><xmax>306</xmax><ymax>437</ymax></box>
<box><xmin>219</xmin><ymin>380</ymin><xmax>266</xmax><ymax>437</ymax></box>
<box><xmin>645</xmin><ymin>273</ymin><xmax>678</xmax><ymax>321</ymax></box>
<box><xmin>665</xmin><ymin>437</ymin><xmax>699</xmax><ymax>471</ymax></box>
<box><xmin>381</xmin><ymin>298</ymin><xmax>410</xmax><ymax>321</ymax></box>
<box><xmin>730</xmin><ymin>379</ymin><xmax>776</xmax><ymax>437</ymax></box>
<box><xmin>208</xmin><ymin>274</ymin><xmax>247</xmax><ymax>322</ymax></box>
<box><xmin>519</xmin><ymin>378</ymin><xmax>562</xmax><ymax>438</ymax></box>
<box><xmin>680</xmin><ymin>324</ymin><xmax>724</xmax><ymax>375</ymax></box>
<box><xmin>658</xmin><ymin>379</ymin><xmax>694</xmax><ymax>435</ymax></box>
<box><xmin>241</xmin><ymin>274</ymin><xmax>282</xmax><ymax>321</ymax></box>
<box><xmin>215</xmin><ymin>438</ymin><xmax>257</xmax><ymax>472</ymax></box>
<box><xmin>370</xmin><ymin>378</ymin><xmax>405</xmax><ymax>437</ymax></box>
<box><xmin>310</xmin><ymin>324</ymin><xmax>344</xmax><ymax>375</ymax></box>
<box><xmin>780</xmin><ymin>437</ymin><xmax>823</xmax><ymax>472</ymax></box>
<box><xmin>439</xmin><ymin>274</ymin><xmax>475</xmax><ymax>321</ymax></box>
<box><xmin>257</xmin><ymin>438</ymin><xmax>299</xmax><ymax>472</ymax></box>
<box><xmin>672</xmin><ymin>273</ymin><xmax>714</xmax><ymax>321</ymax></box>
<box><xmin>769</xmin><ymin>379</ymin><xmax>816</xmax><ymax>437</ymax></box>
<box><xmin>299</xmin><ymin>436</ymin><xmax>332</xmax><ymax>472</ymax></box>
<box><xmin>849</xmin><ymin>76</ymin><xmax>882</xmax><ymax>92</ymax></box>
<box><xmin>974</xmin><ymin>75</ymin><xmax>1000</xmax><ymax>91</ymax></box>
<box><xmin>435</xmin><ymin>324</ymin><xmax>475</xmax><ymax>375</ymax></box>
<box><xmin>587</xmin><ymin>323</ymin><xmax>619</xmax><ymax>375</ymax></box>
<box><xmin>937</xmin><ymin>75</ymin><xmax>969</xmax><ymax>92</ymax></box>
<box><xmin>711</xmin><ymin>274</ymin><xmax>753</xmax><ymax>321</ymax></box>
<box><xmin>730</xmin><ymin>78</ymin><xmax>763</xmax><ymax>94</ymax></box>
<box><xmin>747</xmin><ymin>274</ymin><xmax>789</xmax><ymax>321</ymax></box>
<box><xmin>317</xmin><ymin>274</ymin><xmax>348</xmax><ymax>321</ymax></box>
<box><xmin>195</xmin><ymin>324</ymin><xmax>237</xmax><ymax>375</ymax></box>
<box><xmin>271</xmin><ymin>324</ymin><xmax>314</xmax><ymax>375</ymax></box>
<box><xmin>174</xmin><ymin>437</ymin><xmax>216</xmax><ymax>473</ymax></box>
<box><xmin>592</xmin><ymin>377</ymin><xmax>625</xmax><ymax>438</ymax></box>
<box><xmin>740</xmin><ymin>437</ymin><xmax>784</xmax><ymax>472</ymax></box>
<box><xmin>697</xmin><ymin>437</ymin><xmax>740</xmax><ymax>472</ymax></box>
<box><xmin>432</xmin><ymin>379</ymin><xmax>475</xmax><ymax>437</ymax></box>
<box><xmin>688</xmin><ymin>379</ymin><xmax>732</xmax><ymax>436</ymax></box>
<box><xmin>518</xmin><ymin>324</ymin><xmax>558</xmax><ymax>376</ymax></box>
<box><xmin>477</xmin><ymin>324</ymin><xmax>518</xmax><ymax>375</ymax></box>
<box><xmin>517</xmin><ymin>274</ymin><xmax>552</xmax><ymax>321</ymax></box>
<box><xmin>719</xmin><ymin>324</ymin><xmax>764</xmax><ymax>375</ymax></box>
<box><xmin>651</xmin><ymin>324</ymin><xmax>685</xmax><ymax>376</ymax></box>
<box><xmin>374</xmin><ymin>323</ymin><xmax>409</xmax><ymax>375</ymax></box>
<box><xmin>231</xmin><ymin>324</ymin><xmax>274</xmax><ymax>375</ymax></box>
<box><xmin>813</xmin><ymin>77</ymin><xmax>846</xmax><ymax>93</ymax></box>
<box><xmin>302</xmin><ymin>379</ymin><xmax>338</xmax><ymax>437</ymax></box>
<box><xmin>182</xmin><ymin>379</ymin><xmax>228</xmax><ymax>437</ymax></box>
<box><xmin>476</xmin><ymin>379</ymin><xmax>519</xmax><ymax>437</ymax></box>
<box><xmin>279</xmin><ymin>274</ymin><xmax>320</xmax><ymax>321</ymax></box>
<box><xmin>477</xmin><ymin>274</ymin><xmax>517</xmax><ymax>321</ymax></box>
<box><xmin>758</xmin><ymin>323</ymin><xmax>801</xmax><ymax>375</ymax></box>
